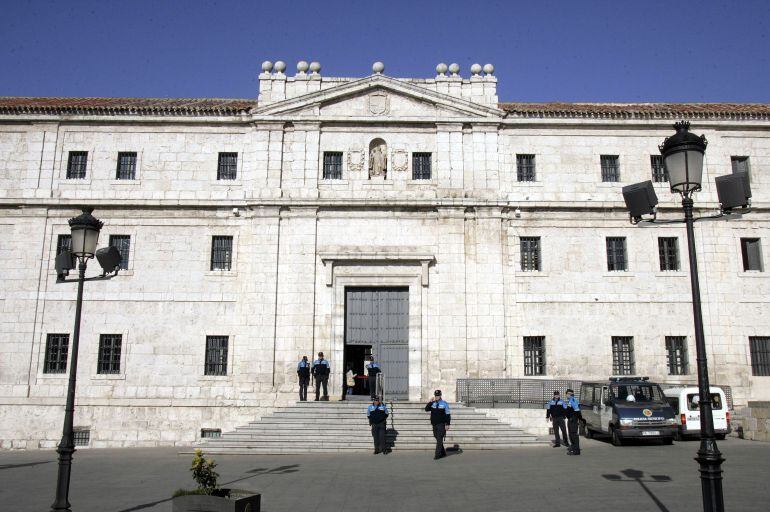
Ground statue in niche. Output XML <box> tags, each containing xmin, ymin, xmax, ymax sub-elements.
<box><xmin>368</xmin><ymin>139</ymin><xmax>387</xmax><ymax>179</ymax></box>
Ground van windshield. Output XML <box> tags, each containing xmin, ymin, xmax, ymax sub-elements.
<box><xmin>610</xmin><ymin>384</ymin><xmax>664</xmax><ymax>404</ymax></box>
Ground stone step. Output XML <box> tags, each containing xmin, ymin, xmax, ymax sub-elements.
<box><xmin>221</xmin><ymin>432</ymin><xmax>535</xmax><ymax>440</ymax></box>
<box><xmin>235</xmin><ymin>425</ymin><xmax>515</xmax><ymax>433</ymax></box>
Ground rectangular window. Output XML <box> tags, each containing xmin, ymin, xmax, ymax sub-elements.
<box><xmin>606</xmin><ymin>237</ymin><xmax>627</xmax><ymax>271</ymax></box>
<box><xmin>43</xmin><ymin>334</ymin><xmax>69</xmax><ymax>374</ymax></box>
<box><xmin>66</xmin><ymin>151</ymin><xmax>88</xmax><ymax>179</ymax></box>
<box><xmin>731</xmin><ymin>156</ymin><xmax>750</xmax><ymax>182</ymax></box>
<box><xmin>741</xmin><ymin>238</ymin><xmax>763</xmax><ymax>271</ymax></box>
<box><xmin>516</xmin><ymin>154</ymin><xmax>536</xmax><ymax>182</ymax></box>
<box><xmin>97</xmin><ymin>334</ymin><xmax>122</xmax><ymax>374</ymax></box>
<box><xmin>217</xmin><ymin>152</ymin><xmax>238</xmax><ymax>180</ymax></box>
<box><xmin>73</xmin><ymin>429</ymin><xmax>90</xmax><ymax>446</ymax></box>
<box><xmin>201</xmin><ymin>428</ymin><xmax>222</xmax><ymax>439</ymax></box>
<box><xmin>658</xmin><ymin>237</ymin><xmax>680</xmax><ymax>271</ymax></box>
<box><xmin>205</xmin><ymin>335</ymin><xmax>228</xmax><ymax>376</ymax></box>
<box><xmin>612</xmin><ymin>336</ymin><xmax>635</xmax><ymax>375</ymax></box>
<box><xmin>210</xmin><ymin>236</ymin><xmax>233</xmax><ymax>271</ymax></box>
<box><xmin>108</xmin><ymin>235</ymin><xmax>131</xmax><ymax>270</ymax></box>
<box><xmin>520</xmin><ymin>236</ymin><xmax>541</xmax><ymax>271</ymax></box>
<box><xmin>116</xmin><ymin>152</ymin><xmax>137</xmax><ymax>180</ymax></box>
<box><xmin>56</xmin><ymin>234</ymin><xmax>72</xmax><ymax>255</ymax></box>
<box><xmin>665</xmin><ymin>336</ymin><xmax>688</xmax><ymax>375</ymax></box>
<box><xmin>601</xmin><ymin>155</ymin><xmax>620</xmax><ymax>182</ymax></box>
<box><xmin>651</xmin><ymin>155</ymin><xmax>668</xmax><ymax>183</ymax></box>
<box><xmin>749</xmin><ymin>336</ymin><xmax>770</xmax><ymax>376</ymax></box>
<box><xmin>322</xmin><ymin>152</ymin><xmax>343</xmax><ymax>180</ymax></box>
<box><xmin>412</xmin><ymin>152</ymin><xmax>432</xmax><ymax>180</ymax></box>
<box><xmin>523</xmin><ymin>336</ymin><xmax>546</xmax><ymax>376</ymax></box>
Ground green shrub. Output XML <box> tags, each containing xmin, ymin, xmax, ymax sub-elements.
<box><xmin>190</xmin><ymin>449</ymin><xmax>220</xmax><ymax>495</ymax></box>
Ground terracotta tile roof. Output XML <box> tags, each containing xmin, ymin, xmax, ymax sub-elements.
<box><xmin>0</xmin><ymin>97</ymin><xmax>256</xmax><ymax>116</ymax></box>
<box><xmin>499</xmin><ymin>102</ymin><xmax>770</xmax><ymax>120</ymax></box>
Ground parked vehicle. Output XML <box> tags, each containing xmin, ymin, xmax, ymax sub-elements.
<box><xmin>662</xmin><ymin>386</ymin><xmax>731</xmax><ymax>441</ymax></box>
<box><xmin>579</xmin><ymin>377</ymin><xmax>677</xmax><ymax>446</ymax></box>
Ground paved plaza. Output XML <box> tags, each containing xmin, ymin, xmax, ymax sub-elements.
<box><xmin>2</xmin><ymin>437</ymin><xmax>769</xmax><ymax>512</ymax></box>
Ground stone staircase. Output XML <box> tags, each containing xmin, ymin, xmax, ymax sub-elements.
<box><xmin>195</xmin><ymin>400</ymin><xmax>543</xmax><ymax>454</ymax></box>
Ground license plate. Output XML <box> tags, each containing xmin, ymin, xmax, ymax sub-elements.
<box><xmin>642</xmin><ymin>431</ymin><xmax>660</xmax><ymax>436</ymax></box>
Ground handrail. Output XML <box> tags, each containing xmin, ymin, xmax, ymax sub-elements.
<box><xmin>376</xmin><ymin>372</ymin><xmax>385</xmax><ymax>403</ymax></box>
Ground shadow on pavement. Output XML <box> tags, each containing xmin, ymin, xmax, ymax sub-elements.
<box><xmin>602</xmin><ymin>468</ymin><xmax>673</xmax><ymax>512</ymax></box>
<box><xmin>0</xmin><ymin>460</ymin><xmax>53</xmax><ymax>471</ymax></box>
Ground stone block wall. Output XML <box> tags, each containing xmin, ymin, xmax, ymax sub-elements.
<box><xmin>736</xmin><ymin>401</ymin><xmax>770</xmax><ymax>442</ymax></box>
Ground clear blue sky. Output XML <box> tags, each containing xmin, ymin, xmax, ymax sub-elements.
<box><xmin>1</xmin><ymin>0</ymin><xmax>768</xmax><ymax>103</ymax></box>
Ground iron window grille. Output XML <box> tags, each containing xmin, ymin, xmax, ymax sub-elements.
<box><xmin>109</xmin><ymin>235</ymin><xmax>131</xmax><ymax>270</ymax></box>
<box><xmin>43</xmin><ymin>333</ymin><xmax>69</xmax><ymax>374</ymax></box>
<box><xmin>73</xmin><ymin>429</ymin><xmax>90</xmax><ymax>446</ymax></box>
<box><xmin>205</xmin><ymin>336</ymin><xmax>228</xmax><ymax>376</ymax></box>
<box><xmin>516</xmin><ymin>154</ymin><xmax>536</xmax><ymax>182</ymax></box>
<box><xmin>600</xmin><ymin>155</ymin><xmax>620</xmax><ymax>182</ymax></box>
<box><xmin>665</xmin><ymin>336</ymin><xmax>688</xmax><ymax>375</ymax></box>
<box><xmin>201</xmin><ymin>428</ymin><xmax>222</xmax><ymax>439</ymax></box>
<box><xmin>97</xmin><ymin>334</ymin><xmax>122</xmax><ymax>374</ymax></box>
<box><xmin>210</xmin><ymin>236</ymin><xmax>233</xmax><ymax>271</ymax></box>
<box><xmin>741</xmin><ymin>238</ymin><xmax>763</xmax><ymax>271</ymax></box>
<box><xmin>749</xmin><ymin>336</ymin><xmax>770</xmax><ymax>376</ymax></box>
<box><xmin>116</xmin><ymin>152</ymin><xmax>137</xmax><ymax>180</ymax></box>
<box><xmin>520</xmin><ymin>237</ymin><xmax>541</xmax><ymax>271</ymax></box>
<box><xmin>612</xmin><ymin>336</ymin><xmax>635</xmax><ymax>375</ymax></box>
<box><xmin>731</xmin><ymin>156</ymin><xmax>750</xmax><ymax>182</ymax></box>
<box><xmin>658</xmin><ymin>237</ymin><xmax>680</xmax><ymax>271</ymax></box>
<box><xmin>217</xmin><ymin>152</ymin><xmax>238</xmax><ymax>180</ymax></box>
<box><xmin>412</xmin><ymin>152</ymin><xmax>432</xmax><ymax>180</ymax></box>
<box><xmin>650</xmin><ymin>155</ymin><xmax>668</xmax><ymax>183</ymax></box>
<box><xmin>322</xmin><ymin>152</ymin><xmax>343</xmax><ymax>180</ymax></box>
<box><xmin>606</xmin><ymin>237</ymin><xmax>627</xmax><ymax>271</ymax></box>
<box><xmin>66</xmin><ymin>151</ymin><xmax>88</xmax><ymax>179</ymax></box>
<box><xmin>523</xmin><ymin>336</ymin><xmax>546</xmax><ymax>376</ymax></box>
<box><xmin>56</xmin><ymin>234</ymin><xmax>72</xmax><ymax>255</ymax></box>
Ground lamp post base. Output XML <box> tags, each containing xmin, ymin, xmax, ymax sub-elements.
<box><xmin>696</xmin><ymin>441</ymin><xmax>725</xmax><ymax>512</ymax></box>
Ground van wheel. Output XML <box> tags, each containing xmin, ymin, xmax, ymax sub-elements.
<box><xmin>674</xmin><ymin>430</ymin><xmax>683</xmax><ymax>442</ymax></box>
<box><xmin>611</xmin><ymin>427</ymin><xmax>623</xmax><ymax>447</ymax></box>
<box><xmin>716</xmin><ymin>434</ymin><xmax>726</xmax><ymax>440</ymax></box>
<box><xmin>663</xmin><ymin>437</ymin><xmax>674</xmax><ymax>445</ymax></box>
<box><xmin>584</xmin><ymin>428</ymin><xmax>594</xmax><ymax>439</ymax></box>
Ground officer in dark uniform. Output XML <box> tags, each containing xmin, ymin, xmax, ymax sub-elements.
<box><xmin>424</xmin><ymin>389</ymin><xmax>451</xmax><ymax>460</ymax></box>
<box><xmin>365</xmin><ymin>356</ymin><xmax>381</xmax><ymax>400</ymax></box>
<box><xmin>564</xmin><ymin>388</ymin><xmax>582</xmax><ymax>455</ymax></box>
<box><xmin>297</xmin><ymin>355</ymin><xmax>310</xmax><ymax>401</ymax></box>
<box><xmin>312</xmin><ymin>352</ymin><xmax>330</xmax><ymax>401</ymax></box>
<box><xmin>546</xmin><ymin>390</ymin><xmax>569</xmax><ymax>448</ymax></box>
<box><xmin>367</xmin><ymin>395</ymin><xmax>389</xmax><ymax>454</ymax></box>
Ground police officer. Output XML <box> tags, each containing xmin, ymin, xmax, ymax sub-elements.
<box><xmin>312</xmin><ymin>352</ymin><xmax>330</xmax><ymax>401</ymax></box>
<box><xmin>367</xmin><ymin>395</ymin><xmax>389</xmax><ymax>454</ymax></box>
<box><xmin>424</xmin><ymin>389</ymin><xmax>451</xmax><ymax>460</ymax></box>
<box><xmin>546</xmin><ymin>390</ymin><xmax>569</xmax><ymax>449</ymax></box>
<box><xmin>564</xmin><ymin>388</ymin><xmax>582</xmax><ymax>455</ymax></box>
<box><xmin>297</xmin><ymin>355</ymin><xmax>310</xmax><ymax>401</ymax></box>
<box><xmin>365</xmin><ymin>355</ymin><xmax>381</xmax><ymax>400</ymax></box>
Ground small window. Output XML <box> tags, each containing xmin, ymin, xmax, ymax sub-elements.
<box><xmin>731</xmin><ymin>156</ymin><xmax>750</xmax><ymax>182</ymax></box>
<box><xmin>116</xmin><ymin>152</ymin><xmax>137</xmax><ymax>180</ymax></box>
<box><xmin>523</xmin><ymin>336</ymin><xmax>545</xmax><ymax>376</ymax></box>
<box><xmin>109</xmin><ymin>235</ymin><xmax>131</xmax><ymax>270</ymax></box>
<box><xmin>66</xmin><ymin>151</ymin><xmax>88</xmax><ymax>179</ymax></box>
<box><xmin>658</xmin><ymin>237</ymin><xmax>680</xmax><ymax>271</ymax></box>
<box><xmin>217</xmin><ymin>152</ymin><xmax>238</xmax><ymax>180</ymax></box>
<box><xmin>520</xmin><ymin>236</ymin><xmax>541</xmax><ymax>271</ymax></box>
<box><xmin>412</xmin><ymin>152</ymin><xmax>432</xmax><ymax>180</ymax></box>
<box><xmin>606</xmin><ymin>237</ymin><xmax>627</xmax><ymax>271</ymax></box>
<box><xmin>741</xmin><ymin>238</ymin><xmax>763</xmax><ymax>271</ymax></box>
<box><xmin>210</xmin><ymin>236</ymin><xmax>233</xmax><ymax>271</ymax></box>
<box><xmin>44</xmin><ymin>334</ymin><xmax>69</xmax><ymax>374</ymax></box>
<box><xmin>612</xmin><ymin>336</ymin><xmax>634</xmax><ymax>375</ymax></box>
<box><xmin>600</xmin><ymin>155</ymin><xmax>619</xmax><ymax>182</ymax></box>
<box><xmin>201</xmin><ymin>428</ymin><xmax>222</xmax><ymax>439</ymax></box>
<box><xmin>322</xmin><ymin>152</ymin><xmax>343</xmax><ymax>180</ymax></box>
<box><xmin>749</xmin><ymin>336</ymin><xmax>770</xmax><ymax>376</ymax></box>
<box><xmin>516</xmin><ymin>154</ymin><xmax>536</xmax><ymax>182</ymax></box>
<box><xmin>205</xmin><ymin>335</ymin><xmax>228</xmax><ymax>376</ymax></box>
<box><xmin>97</xmin><ymin>334</ymin><xmax>122</xmax><ymax>374</ymax></box>
<box><xmin>73</xmin><ymin>429</ymin><xmax>90</xmax><ymax>446</ymax></box>
<box><xmin>56</xmin><ymin>234</ymin><xmax>72</xmax><ymax>256</ymax></box>
<box><xmin>665</xmin><ymin>336</ymin><xmax>688</xmax><ymax>375</ymax></box>
<box><xmin>651</xmin><ymin>155</ymin><xmax>668</xmax><ymax>183</ymax></box>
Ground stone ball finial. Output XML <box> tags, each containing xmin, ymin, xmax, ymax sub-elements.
<box><xmin>372</xmin><ymin>61</ymin><xmax>385</xmax><ymax>74</ymax></box>
<box><xmin>297</xmin><ymin>60</ymin><xmax>309</xmax><ymax>73</ymax></box>
<box><xmin>448</xmin><ymin>63</ymin><xmax>460</xmax><ymax>76</ymax></box>
<box><xmin>261</xmin><ymin>61</ymin><xmax>273</xmax><ymax>73</ymax></box>
<box><xmin>274</xmin><ymin>60</ymin><xmax>286</xmax><ymax>73</ymax></box>
<box><xmin>483</xmin><ymin>63</ymin><xmax>495</xmax><ymax>75</ymax></box>
<box><xmin>436</xmin><ymin>63</ymin><xmax>448</xmax><ymax>76</ymax></box>
<box><xmin>470</xmin><ymin>63</ymin><xmax>482</xmax><ymax>76</ymax></box>
<box><xmin>309</xmin><ymin>61</ymin><xmax>321</xmax><ymax>74</ymax></box>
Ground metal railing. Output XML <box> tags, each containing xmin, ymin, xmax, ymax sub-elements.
<box><xmin>376</xmin><ymin>373</ymin><xmax>385</xmax><ymax>403</ymax></box>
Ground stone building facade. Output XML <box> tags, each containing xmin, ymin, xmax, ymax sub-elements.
<box><xmin>0</xmin><ymin>62</ymin><xmax>769</xmax><ymax>448</ymax></box>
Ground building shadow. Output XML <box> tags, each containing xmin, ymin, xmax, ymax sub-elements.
<box><xmin>0</xmin><ymin>460</ymin><xmax>53</xmax><ymax>471</ymax></box>
<box><xmin>602</xmin><ymin>469</ymin><xmax>672</xmax><ymax>512</ymax></box>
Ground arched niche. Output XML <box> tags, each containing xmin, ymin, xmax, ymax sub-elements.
<box><xmin>368</xmin><ymin>138</ymin><xmax>387</xmax><ymax>179</ymax></box>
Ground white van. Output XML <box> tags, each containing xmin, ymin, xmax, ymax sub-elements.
<box><xmin>662</xmin><ymin>386</ymin><xmax>731</xmax><ymax>440</ymax></box>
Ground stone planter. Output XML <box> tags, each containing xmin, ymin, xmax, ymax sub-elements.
<box><xmin>172</xmin><ymin>489</ymin><xmax>261</xmax><ymax>512</ymax></box>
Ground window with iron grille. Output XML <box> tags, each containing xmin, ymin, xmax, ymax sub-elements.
<box><xmin>412</xmin><ymin>152</ymin><xmax>432</xmax><ymax>180</ymax></box>
<box><xmin>601</xmin><ymin>155</ymin><xmax>620</xmax><ymax>182</ymax></box>
<box><xmin>741</xmin><ymin>238</ymin><xmax>763</xmax><ymax>271</ymax></box>
<box><xmin>66</xmin><ymin>151</ymin><xmax>88</xmax><ymax>179</ymax></box>
<box><xmin>73</xmin><ymin>429</ymin><xmax>90</xmax><ymax>446</ymax></box>
<box><xmin>612</xmin><ymin>336</ymin><xmax>635</xmax><ymax>375</ymax></box>
<box><xmin>210</xmin><ymin>236</ymin><xmax>233</xmax><ymax>271</ymax></box>
<box><xmin>658</xmin><ymin>237</ymin><xmax>680</xmax><ymax>271</ymax></box>
<box><xmin>109</xmin><ymin>235</ymin><xmax>131</xmax><ymax>270</ymax></box>
<box><xmin>749</xmin><ymin>336</ymin><xmax>770</xmax><ymax>376</ymax></box>
<box><xmin>516</xmin><ymin>154</ymin><xmax>536</xmax><ymax>182</ymax></box>
<box><xmin>520</xmin><ymin>236</ymin><xmax>541</xmax><ymax>271</ymax></box>
<box><xmin>650</xmin><ymin>155</ymin><xmax>668</xmax><ymax>183</ymax></box>
<box><xmin>116</xmin><ymin>152</ymin><xmax>137</xmax><ymax>180</ymax></box>
<box><xmin>731</xmin><ymin>156</ymin><xmax>750</xmax><ymax>182</ymax></box>
<box><xmin>201</xmin><ymin>428</ymin><xmax>222</xmax><ymax>439</ymax></box>
<box><xmin>205</xmin><ymin>336</ymin><xmax>228</xmax><ymax>376</ymax></box>
<box><xmin>97</xmin><ymin>334</ymin><xmax>122</xmax><ymax>374</ymax></box>
<box><xmin>523</xmin><ymin>336</ymin><xmax>546</xmax><ymax>376</ymax></box>
<box><xmin>56</xmin><ymin>234</ymin><xmax>72</xmax><ymax>255</ymax></box>
<box><xmin>322</xmin><ymin>152</ymin><xmax>343</xmax><ymax>180</ymax></box>
<box><xmin>606</xmin><ymin>237</ymin><xmax>627</xmax><ymax>271</ymax></box>
<box><xmin>44</xmin><ymin>333</ymin><xmax>69</xmax><ymax>374</ymax></box>
<box><xmin>217</xmin><ymin>152</ymin><xmax>238</xmax><ymax>180</ymax></box>
<box><xmin>665</xmin><ymin>336</ymin><xmax>688</xmax><ymax>375</ymax></box>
